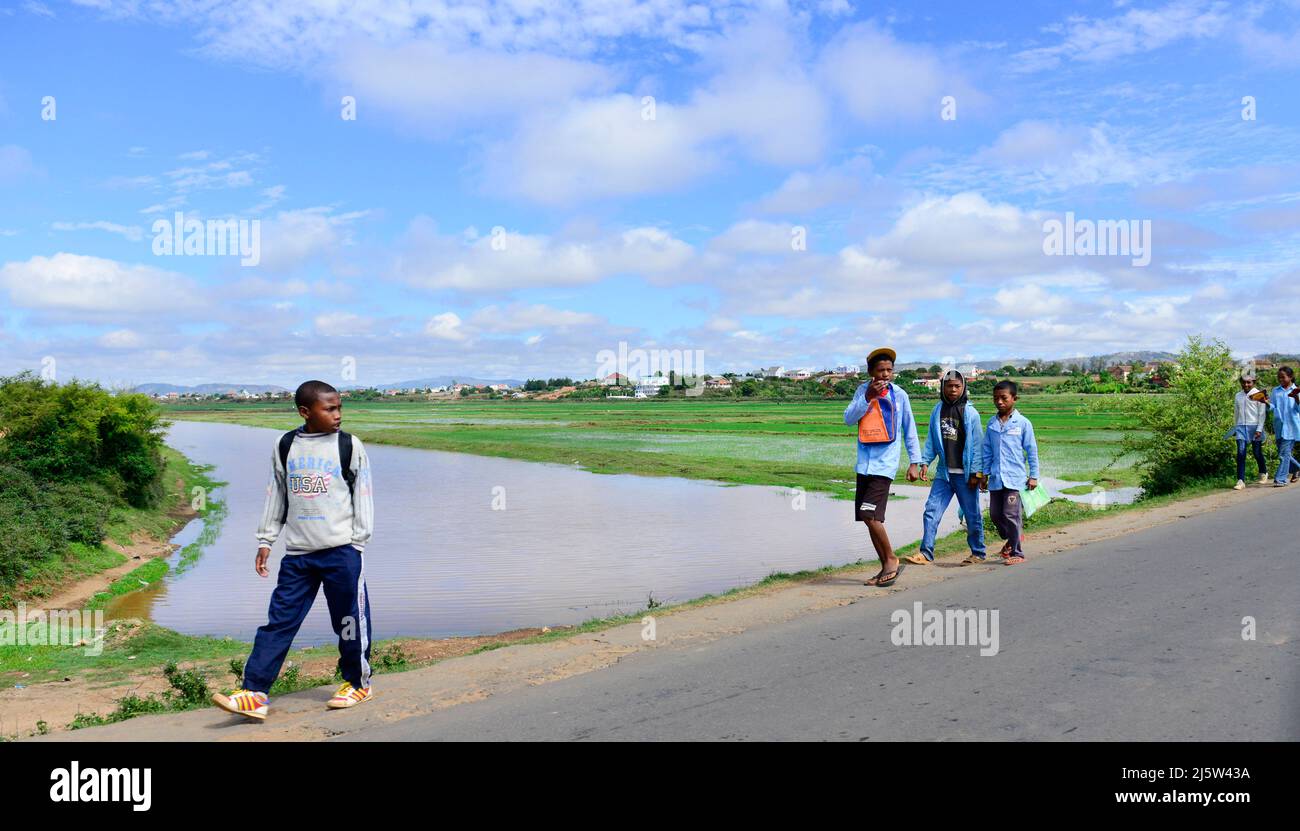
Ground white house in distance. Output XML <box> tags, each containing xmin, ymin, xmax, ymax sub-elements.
<box><xmin>783</xmin><ymin>368</ymin><xmax>813</xmax><ymax>380</ymax></box>
<box><xmin>705</xmin><ymin>376</ymin><xmax>732</xmax><ymax>389</ymax></box>
<box><xmin>634</xmin><ymin>375</ymin><xmax>670</xmax><ymax>398</ymax></box>
<box><xmin>762</xmin><ymin>365</ymin><xmax>785</xmax><ymax>378</ymax></box>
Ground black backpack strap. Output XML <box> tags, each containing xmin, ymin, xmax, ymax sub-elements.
<box><xmin>338</xmin><ymin>431</ymin><xmax>356</xmax><ymax>493</ymax></box>
<box><xmin>278</xmin><ymin>429</ymin><xmax>299</xmax><ymax>524</ymax></box>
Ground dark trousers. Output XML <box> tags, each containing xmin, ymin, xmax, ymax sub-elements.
<box><xmin>1236</xmin><ymin>437</ymin><xmax>1266</xmax><ymax>481</ymax></box>
<box><xmin>989</xmin><ymin>488</ymin><xmax>1024</xmax><ymax>559</ymax></box>
<box><xmin>242</xmin><ymin>544</ymin><xmax>372</xmax><ymax>694</ymax></box>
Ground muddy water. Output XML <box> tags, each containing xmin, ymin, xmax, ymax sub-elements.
<box><xmin>109</xmin><ymin>421</ymin><xmax>963</xmax><ymax>645</ymax></box>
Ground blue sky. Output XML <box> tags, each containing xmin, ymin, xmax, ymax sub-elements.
<box><xmin>2</xmin><ymin>0</ymin><xmax>1300</xmax><ymax>387</ymax></box>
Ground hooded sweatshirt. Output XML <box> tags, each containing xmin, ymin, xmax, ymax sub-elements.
<box><xmin>938</xmin><ymin>370</ymin><xmax>968</xmax><ymax>474</ymax></box>
<box><xmin>255</xmin><ymin>429</ymin><xmax>374</xmax><ymax>555</ymax></box>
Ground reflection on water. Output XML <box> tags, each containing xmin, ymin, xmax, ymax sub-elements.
<box><xmin>111</xmin><ymin>421</ymin><xmax>960</xmax><ymax>645</ymax></box>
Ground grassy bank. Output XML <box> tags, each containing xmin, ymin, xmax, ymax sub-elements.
<box><xmin>2</xmin><ymin>446</ymin><xmax>219</xmax><ymax>607</ymax></box>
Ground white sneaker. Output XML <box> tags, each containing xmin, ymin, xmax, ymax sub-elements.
<box><xmin>1260</xmin><ymin>474</ymin><xmax>1271</xmax><ymax>484</ymax></box>
<box><xmin>1233</xmin><ymin>480</ymin><xmax>1245</xmax><ymax>490</ymax></box>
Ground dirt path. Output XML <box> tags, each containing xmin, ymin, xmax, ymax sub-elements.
<box><xmin>28</xmin><ymin>481</ymin><xmax>1282</xmax><ymax>742</ymax></box>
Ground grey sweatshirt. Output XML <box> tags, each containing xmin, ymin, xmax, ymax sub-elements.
<box><xmin>255</xmin><ymin>430</ymin><xmax>374</xmax><ymax>555</ymax></box>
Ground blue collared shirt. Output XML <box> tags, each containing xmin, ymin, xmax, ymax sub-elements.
<box><xmin>1270</xmin><ymin>384</ymin><xmax>1300</xmax><ymax>441</ymax></box>
<box><xmin>843</xmin><ymin>382</ymin><xmax>921</xmax><ymax>478</ymax></box>
<box><xmin>982</xmin><ymin>409</ymin><xmax>1040</xmax><ymax>492</ymax></box>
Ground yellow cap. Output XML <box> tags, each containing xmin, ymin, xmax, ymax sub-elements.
<box><xmin>866</xmin><ymin>347</ymin><xmax>897</xmax><ymax>366</ymax></box>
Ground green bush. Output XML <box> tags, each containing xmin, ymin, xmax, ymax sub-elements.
<box><xmin>0</xmin><ymin>372</ymin><xmax>167</xmax><ymax>508</ymax></box>
<box><xmin>0</xmin><ymin>373</ymin><xmax>163</xmax><ymax>590</ymax></box>
<box><xmin>0</xmin><ymin>464</ymin><xmax>113</xmax><ymax>587</ymax></box>
<box><xmin>1095</xmin><ymin>336</ymin><xmax>1237</xmax><ymax>495</ymax></box>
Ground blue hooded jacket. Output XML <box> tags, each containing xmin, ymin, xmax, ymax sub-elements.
<box><xmin>922</xmin><ymin>399</ymin><xmax>985</xmax><ymax>482</ymax></box>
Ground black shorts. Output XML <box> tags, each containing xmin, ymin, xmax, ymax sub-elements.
<box><xmin>854</xmin><ymin>473</ymin><xmax>891</xmax><ymax>522</ymax></box>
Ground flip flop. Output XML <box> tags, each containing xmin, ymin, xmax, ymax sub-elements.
<box><xmin>875</xmin><ymin>563</ymin><xmax>906</xmax><ymax>587</ymax></box>
<box><xmin>1004</xmin><ymin>555</ymin><xmax>1025</xmax><ymax>565</ymax></box>
<box><xmin>960</xmin><ymin>554</ymin><xmax>985</xmax><ymax>566</ymax></box>
<box><xmin>904</xmin><ymin>553</ymin><xmax>931</xmax><ymax>565</ymax></box>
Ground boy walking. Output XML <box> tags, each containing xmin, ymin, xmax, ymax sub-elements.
<box><xmin>907</xmin><ymin>369</ymin><xmax>987</xmax><ymax>566</ymax></box>
<box><xmin>1269</xmin><ymin>366</ymin><xmax>1300</xmax><ymax>487</ymax></box>
<box><xmin>982</xmin><ymin>381</ymin><xmax>1039</xmax><ymax>566</ymax></box>
<box><xmin>213</xmin><ymin>380</ymin><xmax>375</xmax><ymax>720</ymax></box>
<box><xmin>1230</xmin><ymin>368</ymin><xmax>1269</xmax><ymax>490</ymax></box>
<box><xmin>843</xmin><ymin>347</ymin><xmax>921</xmax><ymax>587</ymax></box>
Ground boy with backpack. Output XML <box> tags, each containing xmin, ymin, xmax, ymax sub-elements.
<box><xmin>213</xmin><ymin>380</ymin><xmax>375</xmax><ymax>720</ymax></box>
<box><xmin>843</xmin><ymin>347</ymin><xmax>921</xmax><ymax>587</ymax></box>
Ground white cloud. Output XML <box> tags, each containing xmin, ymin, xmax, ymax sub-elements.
<box><xmin>468</xmin><ymin>303</ymin><xmax>600</xmax><ymax>333</ymax></box>
<box><xmin>51</xmin><ymin>220</ymin><xmax>145</xmax><ymax>242</ymax></box>
<box><xmin>818</xmin><ymin>22</ymin><xmax>982</xmax><ymax>123</ymax></box>
<box><xmin>0</xmin><ymin>253</ymin><xmax>202</xmax><ymax>315</ymax></box>
<box><xmin>1012</xmin><ymin>0</ymin><xmax>1232</xmax><ymax>72</ymax></box>
<box><xmin>425</xmin><ymin>311</ymin><xmax>467</xmax><ymax>341</ymax></box>
<box><xmin>750</xmin><ymin>155</ymin><xmax>877</xmax><ymax>215</ymax></box>
<box><xmin>332</xmin><ymin>41</ymin><xmax>613</xmax><ymax>134</ymax></box>
<box><xmin>99</xmin><ymin>328</ymin><xmax>143</xmax><ymax>348</ymax></box>
<box><xmin>397</xmin><ymin>219</ymin><xmax>693</xmax><ymax>291</ymax></box>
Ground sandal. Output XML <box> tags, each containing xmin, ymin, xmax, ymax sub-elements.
<box><xmin>904</xmin><ymin>553</ymin><xmax>931</xmax><ymax>565</ymax></box>
<box><xmin>1004</xmin><ymin>555</ymin><xmax>1025</xmax><ymax>565</ymax></box>
<box><xmin>867</xmin><ymin>563</ymin><xmax>905</xmax><ymax>587</ymax></box>
<box><xmin>960</xmin><ymin>554</ymin><xmax>986</xmax><ymax>566</ymax></box>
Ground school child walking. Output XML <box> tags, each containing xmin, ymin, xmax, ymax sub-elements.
<box><xmin>982</xmin><ymin>381</ymin><xmax>1039</xmax><ymax>566</ymax></box>
<box><xmin>1230</xmin><ymin>368</ymin><xmax>1269</xmax><ymax>490</ymax></box>
<box><xmin>212</xmin><ymin>380</ymin><xmax>375</xmax><ymax>720</ymax></box>
<box><xmin>907</xmin><ymin>369</ymin><xmax>987</xmax><ymax>566</ymax></box>
<box><xmin>843</xmin><ymin>347</ymin><xmax>922</xmax><ymax>587</ymax></box>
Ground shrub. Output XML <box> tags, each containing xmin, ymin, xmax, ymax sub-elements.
<box><xmin>1095</xmin><ymin>335</ymin><xmax>1237</xmax><ymax>495</ymax></box>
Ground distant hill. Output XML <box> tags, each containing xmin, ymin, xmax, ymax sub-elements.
<box><xmin>134</xmin><ymin>383</ymin><xmax>288</xmax><ymax>395</ymax></box>
<box><xmin>135</xmin><ymin>376</ymin><xmax>526</xmax><ymax>395</ymax></box>
<box><xmin>899</xmin><ymin>351</ymin><xmax>1177</xmax><ymax>372</ymax></box>
<box><xmin>897</xmin><ymin>359</ymin><xmax>1031</xmax><ymax>371</ymax></box>
<box><xmin>1045</xmin><ymin>351</ymin><xmax>1177</xmax><ymax>368</ymax></box>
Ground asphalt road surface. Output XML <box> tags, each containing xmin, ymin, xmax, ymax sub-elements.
<box><xmin>340</xmin><ymin>488</ymin><xmax>1300</xmax><ymax>741</ymax></box>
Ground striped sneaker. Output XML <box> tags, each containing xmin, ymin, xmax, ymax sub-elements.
<box><xmin>327</xmin><ymin>682</ymin><xmax>373</xmax><ymax>709</ymax></box>
<box><xmin>212</xmin><ymin>688</ymin><xmax>268</xmax><ymax>721</ymax></box>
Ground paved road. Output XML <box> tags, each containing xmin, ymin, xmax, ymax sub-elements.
<box><xmin>340</xmin><ymin>488</ymin><xmax>1300</xmax><ymax>741</ymax></box>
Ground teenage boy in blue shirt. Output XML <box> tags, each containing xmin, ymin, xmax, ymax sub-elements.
<box><xmin>843</xmin><ymin>347</ymin><xmax>921</xmax><ymax>587</ymax></box>
<box><xmin>982</xmin><ymin>380</ymin><xmax>1039</xmax><ymax>565</ymax></box>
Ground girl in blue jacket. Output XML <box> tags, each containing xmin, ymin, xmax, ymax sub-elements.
<box><xmin>906</xmin><ymin>369</ymin><xmax>987</xmax><ymax>565</ymax></box>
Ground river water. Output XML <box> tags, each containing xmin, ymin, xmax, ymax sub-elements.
<box><xmin>108</xmin><ymin>421</ymin><xmax>966</xmax><ymax>644</ymax></box>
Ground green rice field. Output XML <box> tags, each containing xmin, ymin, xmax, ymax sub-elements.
<box><xmin>166</xmin><ymin>394</ymin><xmax>1147</xmax><ymax>501</ymax></box>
